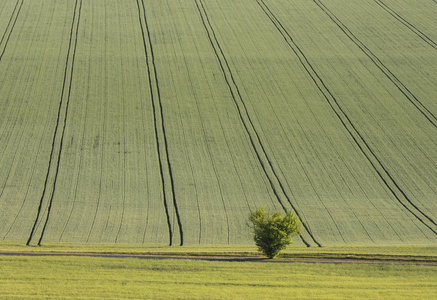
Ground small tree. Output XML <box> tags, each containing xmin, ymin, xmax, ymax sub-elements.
<box><xmin>248</xmin><ymin>207</ymin><xmax>302</xmax><ymax>259</ymax></box>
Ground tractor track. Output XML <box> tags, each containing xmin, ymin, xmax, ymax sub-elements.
<box><xmin>160</xmin><ymin>0</ymin><xmax>204</xmax><ymax>243</ymax></box>
<box><xmin>310</xmin><ymin>0</ymin><xmax>437</xmax><ymax>222</ymax></box>
<box><xmin>26</xmin><ymin>0</ymin><xmax>83</xmax><ymax>246</ymax></box>
<box><xmin>313</xmin><ymin>0</ymin><xmax>437</xmax><ymax>128</ymax></box>
<box><xmin>195</xmin><ymin>0</ymin><xmax>322</xmax><ymax>247</ymax></box>
<box><xmin>257</xmin><ymin>0</ymin><xmax>437</xmax><ymax>237</ymax></box>
<box><xmin>0</xmin><ymin>0</ymin><xmax>23</xmax><ymax>62</ymax></box>
<box><xmin>373</xmin><ymin>0</ymin><xmax>437</xmax><ymax>51</ymax></box>
<box><xmin>136</xmin><ymin>0</ymin><xmax>183</xmax><ymax>246</ymax></box>
<box><xmin>1</xmin><ymin>0</ymin><xmax>57</xmax><ymax>241</ymax></box>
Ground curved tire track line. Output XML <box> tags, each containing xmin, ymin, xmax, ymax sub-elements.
<box><xmin>178</xmin><ymin>13</ymin><xmax>237</xmax><ymax>244</ymax></box>
<box><xmin>202</xmin><ymin>0</ymin><xmax>276</xmax><ymax>214</ymax></box>
<box><xmin>257</xmin><ymin>0</ymin><xmax>437</xmax><ymax>237</ymax></box>
<box><xmin>139</xmin><ymin>49</ymin><xmax>151</xmax><ymax>244</ymax></box>
<box><xmin>180</xmin><ymin>64</ymin><xmax>228</xmax><ymax>244</ymax></box>
<box><xmin>136</xmin><ymin>0</ymin><xmax>183</xmax><ymax>246</ymax></box>
<box><xmin>0</xmin><ymin>120</ymin><xmax>31</xmax><ymax>239</ymax></box>
<box><xmin>196</xmin><ymin>0</ymin><xmax>295</xmax><ymax>243</ymax></box>
<box><xmin>373</xmin><ymin>0</ymin><xmax>437</xmax><ymax>51</ymax></box>
<box><xmin>135</xmin><ymin>0</ymin><xmax>172</xmax><ymax>246</ymax></box>
<box><xmin>0</xmin><ymin>0</ymin><xmax>23</xmax><ymax>62</ymax></box>
<box><xmin>2</xmin><ymin>131</ymin><xmax>46</xmax><ymax>240</ymax></box>
<box><xmin>305</xmin><ymin>101</ymin><xmax>404</xmax><ymax>241</ymax></box>
<box><xmin>26</xmin><ymin>0</ymin><xmax>82</xmax><ymax>246</ymax></box>
<box><xmin>165</xmin><ymin>0</ymin><xmax>204</xmax><ymax>243</ymax></box>
<box><xmin>60</xmin><ymin>32</ymin><xmax>96</xmax><ymax>242</ymax></box>
<box><xmin>140</xmin><ymin>0</ymin><xmax>184</xmax><ymax>246</ymax></box>
<box><xmin>198</xmin><ymin>0</ymin><xmax>318</xmax><ymax>246</ymax></box>
<box><xmin>36</xmin><ymin>0</ymin><xmax>84</xmax><ymax>246</ymax></box>
<box><xmin>313</xmin><ymin>0</ymin><xmax>437</xmax><ymax>232</ymax></box>
<box><xmin>314</xmin><ymin>0</ymin><xmax>437</xmax><ymax>128</ymax></box>
<box><xmin>311</xmin><ymin>0</ymin><xmax>437</xmax><ymax>228</ymax></box>
<box><xmin>195</xmin><ymin>0</ymin><xmax>321</xmax><ymax>247</ymax></box>
<box><xmin>212</xmin><ymin>0</ymin><xmax>316</xmax><ymax>231</ymax></box>
<box><xmin>0</xmin><ymin>0</ymin><xmax>20</xmax><ymax>46</ymax></box>
<box><xmin>1</xmin><ymin>1</ymin><xmax>57</xmax><ymax>240</ymax></box>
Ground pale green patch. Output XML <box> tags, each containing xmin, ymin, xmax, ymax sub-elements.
<box><xmin>1</xmin><ymin>254</ymin><xmax>436</xmax><ymax>299</ymax></box>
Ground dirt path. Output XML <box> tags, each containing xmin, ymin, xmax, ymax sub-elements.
<box><xmin>1</xmin><ymin>251</ymin><xmax>436</xmax><ymax>266</ymax></box>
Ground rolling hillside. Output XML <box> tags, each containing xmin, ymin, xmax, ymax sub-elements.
<box><xmin>0</xmin><ymin>0</ymin><xmax>436</xmax><ymax>246</ymax></box>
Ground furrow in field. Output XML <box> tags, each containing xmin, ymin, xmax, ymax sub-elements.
<box><xmin>0</xmin><ymin>0</ymin><xmax>27</xmax><ymax>138</ymax></box>
<box><xmin>57</xmin><ymin>0</ymin><xmax>124</xmax><ymax>244</ymax></box>
<box><xmin>26</xmin><ymin>0</ymin><xmax>83</xmax><ymax>246</ymax></box>
<box><xmin>311</xmin><ymin>0</ymin><xmax>437</xmax><ymax>213</ymax></box>
<box><xmin>195</xmin><ymin>0</ymin><xmax>427</xmax><ymax>244</ymax></box>
<box><xmin>0</xmin><ymin>0</ymin><xmax>76</xmax><ymax>243</ymax></box>
<box><xmin>195</xmin><ymin>0</ymin><xmax>322</xmax><ymax>247</ymax></box>
<box><xmin>313</xmin><ymin>0</ymin><xmax>436</xmax><ymax>128</ymax></box>
<box><xmin>145</xmin><ymin>0</ymin><xmax>282</xmax><ymax>245</ymax></box>
<box><xmin>0</xmin><ymin>0</ymin><xmax>23</xmax><ymax>62</ymax></box>
<box><xmin>191</xmin><ymin>0</ymin><xmax>234</xmax><ymax>245</ymax></box>
<box><xmin>321</xmin><ymin>0</ymin><xmax>437</xmax><ymax>120</ymax></box>
<box><xmin>314</xmin><ymin>0</ymin><xmax>437</xmax><ymax>220</ymax></box>
<box><xmin>382</xmin><ymin>0</ymin><xmax>437</xmax><ymax>42</ymax></box>
<box><xmin>372</xmin><ymin>0</ymin><xmax>437</xmax><ymax>51</ymax></box>
<box><xmin>257</xmin><ymin>0</ymin><xmax>437</xmax><ymax>235</ymax></box>
<box><xmin>0</xmin><ymin>0</ymin><xmax>20</xmax><ymax>47</ymax></box>
<box><xmin>37</xmin><ymin>0</ymin><xmax>166</xmax><ymax>245</ymax></box>
<box><xmin>289</xmin><ymin>0</ymin><xmax>437</xmax><ymax>227</ymax></box>
<box><xmin>136</xmin><ymin>0</ymin><xmax>183</xmax><ymax>246</ymax></box>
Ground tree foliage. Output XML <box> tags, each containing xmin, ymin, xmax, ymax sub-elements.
<box><xmin>248</xmin><ymin>207</ymin><xmax>302</xmax><ymax>259</ymax></box>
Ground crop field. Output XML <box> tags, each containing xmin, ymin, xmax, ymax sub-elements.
<box><xmin>2</xmin><ymin>254</ymin><xmax>437</xmax><ymax>299</ymax></box>
<box><xmin>0</xmin><ymin>0</ymin><xmax>436</xmax><ymax>247</ymax></box>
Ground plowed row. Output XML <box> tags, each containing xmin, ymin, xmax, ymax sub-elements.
<box><xmin>0</xmin><ymin>0</ymin><xmax>436</xmax><ymax>246</ymax></box>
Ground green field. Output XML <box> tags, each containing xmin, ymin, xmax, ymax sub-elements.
<box><xmin>1</xmin><ymin>243</ymin><xmax>436</xmax><ymax>298</ymax></box>
<box><xmin>0</xmin><ymin>0</ymin><xmax>436</xmax><ymax>247</ymax></box>
<box><xmin>1</xmin><ymin>253</ymin><xmax>437</xmax><ymax>299</ymax></box>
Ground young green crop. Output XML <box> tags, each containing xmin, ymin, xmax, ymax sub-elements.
<box><xmin>1</xmin><ymin>255</ymin><xmax>436</xmax><ymax>299</ymax></box>
<box><xmin>0</xmin><ymin>0</ymin><xmax>436</xmax><ymax>246</ymax></box>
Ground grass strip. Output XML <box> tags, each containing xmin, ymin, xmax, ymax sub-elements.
<box><xmin>1</xmin><ymin>254</ymin><xmax>436</xmax><ymax>299</ymax></box>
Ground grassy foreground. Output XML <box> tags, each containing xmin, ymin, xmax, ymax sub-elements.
<box><xmin>1</xmin><ymin>254</ymin><xmax>436</xmax><ymax>299</ymax></box>
<box><xmin>1</xmin><ymin>243</ymin><xmax>437</xmax><ymax>299</ymax></box>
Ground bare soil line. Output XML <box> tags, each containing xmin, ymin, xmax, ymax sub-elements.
<box><xmin>1</xmin><ymin>250</ymin><xmax>436</xmax><ymax>266</ymax></box>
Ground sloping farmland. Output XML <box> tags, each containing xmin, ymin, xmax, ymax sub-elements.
<box><xmin>0</xmin><ymin>0</ymin><xmax>80</xmax><ymax>242</ymax></box>
<box><xmin>0</xmin><ymin>0</ymin><xmax>436</xmax><ymax>246</ymax></box>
